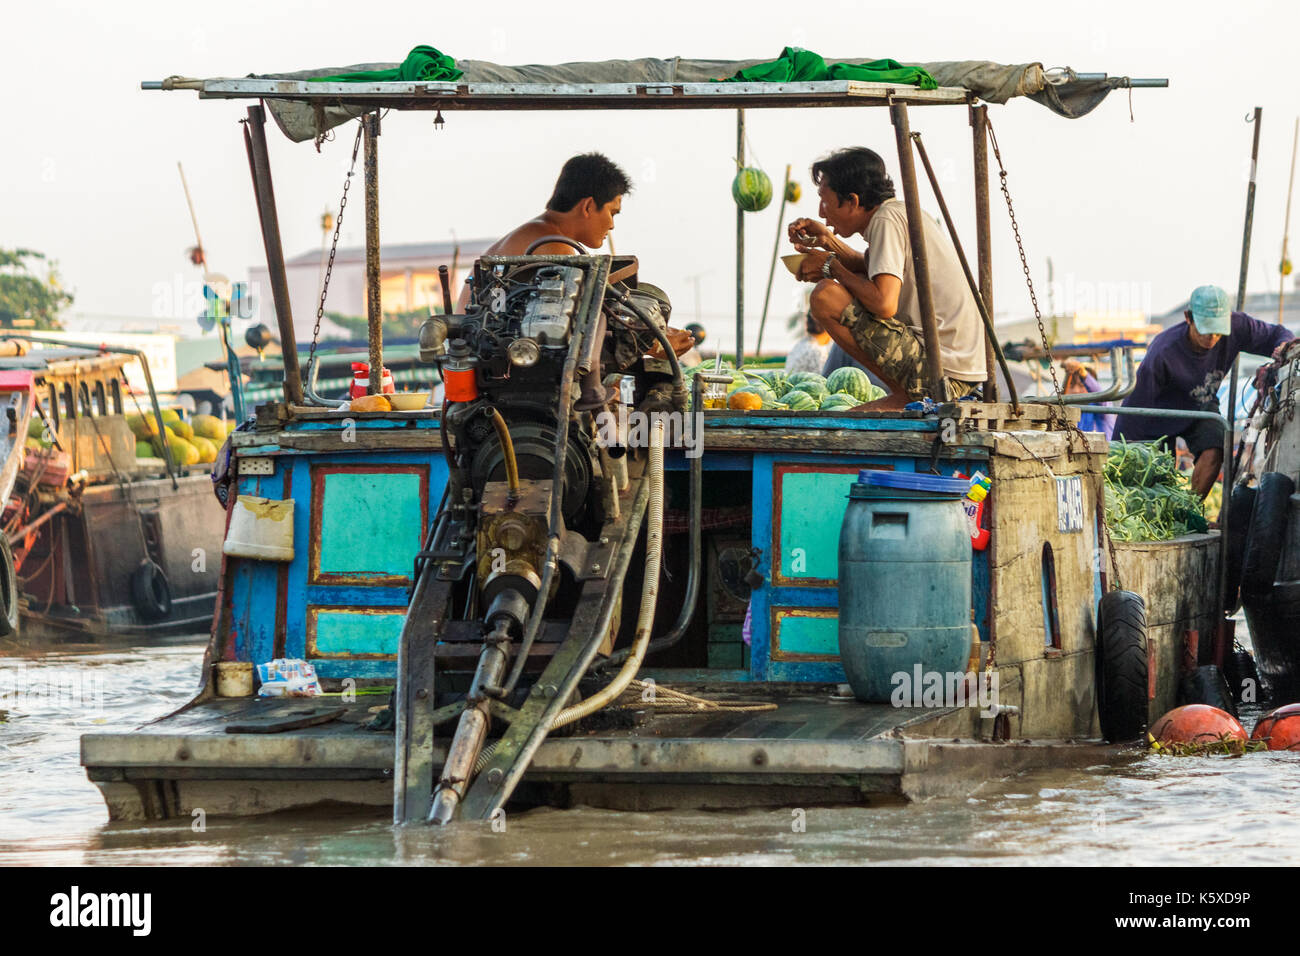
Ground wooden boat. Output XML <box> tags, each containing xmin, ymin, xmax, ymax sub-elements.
<box><xmin>83</xmin><ymin>52</ymin><xmax>1220</xmax><ymax>822</ymax></box>
<box><xmin>0</xmin><ymin>342</ymin><xmax>226</xmax><ymax>644</ymax></box>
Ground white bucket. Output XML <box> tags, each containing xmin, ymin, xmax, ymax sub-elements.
<box><xmin>222</xmin><ymin>495</ymin><xmax>295</xmax><ymax>561</ymax></box>
<box><xmin>214</xmin><ymin>661</ymin><xmax>254</xmax><ymax>697</ymax></box>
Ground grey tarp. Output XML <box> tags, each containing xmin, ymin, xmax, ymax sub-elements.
<box><xmin>246</xmin><ymin>57</ymin><xmax>1116</xmax><ymax>144</ymax></box>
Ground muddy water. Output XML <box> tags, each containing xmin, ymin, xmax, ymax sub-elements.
<box><xmin>2</xmin><ymin>639</ymin><xmax>1298</xmax><ymax>866</ymax></box>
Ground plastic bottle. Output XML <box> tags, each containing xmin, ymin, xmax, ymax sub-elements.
<box><xmin>350</xmin><ymin>362</ymin><xmax>395</xmax><ymax>399</ymax></box>
<box><xmin>958</xmin><ymin>471</ymin><xmax>991</xmax><ymax>551</ymax></box>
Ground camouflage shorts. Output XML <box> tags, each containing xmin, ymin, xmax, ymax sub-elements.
<box><xmin>837</xmin><ymin>302</ymin><xmax>981</xmax><ymax>402</ymax></box>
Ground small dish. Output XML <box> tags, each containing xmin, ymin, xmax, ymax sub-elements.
<box><xmin>388</xmin><ymin>392</ymin><xmax>430</xmax><ymax>411</ymax></box>
<box><xmin>781</xmin><ymin>253</ymin><xmax>808</xmax><ymax>276</ymax></box>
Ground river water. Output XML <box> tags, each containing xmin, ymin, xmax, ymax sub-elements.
<box><xmin>2</xmin><ymin>637</ymin><xmax>1298</xmax><ymax>866</ymax></box>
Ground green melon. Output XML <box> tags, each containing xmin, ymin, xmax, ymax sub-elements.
<box><xmin>787</xmin><ymin>381</ymin><xmax>829</xmax><ymax>405</ymax></box>
<box><xmin>731</xmin><ymin>167</ymin><xmax>773</xmax><ymax>212</ymax></box>
<box><xmin>781</xmin><ymin>389</ymin><xmax>818</xmax><ymax>411</ymax></box>
<box><xmin>826</xmin><ymin>367</ymin><xmax>882</xmax><ymax>403</ymax></box>
<box><xmin>820</xmin><ymin>394</ymin><xmax>861</xmax><ymax>411</ymax></box>
<box><xmin>785</xmin><ymin>371</ymin><xmax>826</xmax><ymax>390</ymax></box>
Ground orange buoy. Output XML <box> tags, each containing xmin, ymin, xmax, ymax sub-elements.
<box><xmin>1250</xmin><ymin>703</ymin><xmax>1300</xmax><ymax>751</ymax></box>
<box><xmin>1151</xmin><ymin>704</ymin><xmax>1247</xmax><ymax>745</ymax></box>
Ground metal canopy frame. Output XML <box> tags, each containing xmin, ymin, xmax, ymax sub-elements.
<box><xmin>152</xmin><ymin>77</ymin><xmax>974</xmax><ymax>110</ymax></box>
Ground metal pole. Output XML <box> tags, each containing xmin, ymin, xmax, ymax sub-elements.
<box><xmin>1279</xmin><ymin>117</ymin><xmax>1298</xmax><ymax>325</ymax></box>
<box><xmin>971</xmin><ymin>105</ymin><xmax>998</xmax><ymax>401</ymax></box>
<box><xmin>364</xmin><ymin>112</ymin><xmax>383</xmax><ymax>395</ymax></box>
<box><xmin>243</xmin><ymin>105</ymin><xmax>304</xmax><ymax>407</ymax></box>
<box><xmin>757</xmin><ymin>164</ymin><xmax>792</xmax><ymax>355</ymax></box>
<box><xmin>1226</xmin><ymin>109</ymin><xmax>1262</xmax><ymax>490</ymax></box>
<box><xmin>735</xmin><ymin>109</ymin><xmax>745</xmax><ymax>368</ymax></box>
<box><xmin>911</xmin><ymin>130</ymin><xmax>1020</xmax><ymax>411</ymax></box>
<box><xmin>890</xmin><ymin>101</ymin><xmax>946</xmax><ymax>398</ymax></box>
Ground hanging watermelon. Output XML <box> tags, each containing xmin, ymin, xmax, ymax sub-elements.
<box><xmin>732</xmin><ymin>167</ymin><xmax>773</xmax><ymax>212</ymax></box>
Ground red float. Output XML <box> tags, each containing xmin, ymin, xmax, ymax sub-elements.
<box><xmin>1150</xmin><ymin>704</ymin><xmax>1246</xmax><ymax>745</ymax></box>
<box><xmin>1250</xmin><ymin>703</ymin><xmax>1300</xmax><ymax>751</ymax></box>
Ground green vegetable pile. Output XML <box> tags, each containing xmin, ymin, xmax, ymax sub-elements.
<box><xmin>683</xmin><ymin>364</ymin><xmax>884</xmax><ymax>411</ymax></box>
<box><xmin>1103</xmin><ymin>437</ymin><xmax>1208</xmax><ymax>541</ymax></box>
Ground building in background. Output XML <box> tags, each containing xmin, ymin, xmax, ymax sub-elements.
<box><xmin>249</xmin><ymin>239</ymin><xmax>494</xmax><ymax>343</ymax></box>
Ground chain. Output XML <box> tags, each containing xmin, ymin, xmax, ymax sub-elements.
<box><xmin>987</xmin><ymin>116</ymin><xmax>1124</xmax><ymax>591</ymax></box>
<box><xmin>307</xmin><ymin>121</ymin><xmax>365</xmax><ymax>386</ymax></box>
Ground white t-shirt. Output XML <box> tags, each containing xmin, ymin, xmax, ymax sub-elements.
<box><xmin>865</xmin><ymin>198</ymin><xmax>987</xmax><ymax>381</ymax></box>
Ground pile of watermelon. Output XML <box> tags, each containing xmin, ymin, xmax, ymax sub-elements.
<box><xmin>684</xmin><ymin>363</ymin><xmax>884</xmax><ymax>411</ymax></box>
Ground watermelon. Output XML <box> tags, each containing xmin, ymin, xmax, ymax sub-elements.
<box><xmin>787</xmin><ymin>381</ymin><xmax>829</xmax><ymax>405</ymax></box>
<box><xmin>781</xmin><ymin>389</ymin><xmax>818</xmax><ymax>411</ymax></box>
<box><xmin>820</xmin><ymin>394</ymin><xmax>861</xmax><ymax>411</ymax></box>
<box><xmin>731</xmin><ymin>167</ymin><xmax>773</xmax><ymax>212</ymax></box>
<box><xmin>785</xmin><ymin>371</ymin><xmax>826</xmax><ymax>390</ymax></box>
<box><xmin>826</xmin><ymin>367</ymin><xmax>882</xmax><ymax>403</ymax></box>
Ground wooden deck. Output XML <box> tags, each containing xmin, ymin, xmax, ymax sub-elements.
<box><xmin>82</xmin><ymin>683</ymin><xmax>1118</xmax><ymax>820</ymax></box>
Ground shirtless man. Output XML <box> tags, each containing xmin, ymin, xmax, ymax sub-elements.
<box><xmin>458</xmin><ymin>153</ymin><xmax>632</xmax><ymax>309</ymax></box>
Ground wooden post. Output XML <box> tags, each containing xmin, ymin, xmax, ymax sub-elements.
<box><xmin>735</xmin><ymin>109</ymin><xmax>745</xmax><ymax>368</ymax></box>
<box><xmin>757</xmin><ymin>163</ymin><xmax>793</xmax><ymax>356</ymax></box>
<box><xmin>971</xmin><ymin>105</ymin><xmax>998</xmax><ymax>401</ymax></box>
<box><xmin>244</xmin><ymin>105</ymin><xmax>304</xmax><ymax>407</ymax></box>
<box><xmin>890</xmin><ymin>101</ymin><xmax>946</xmax><ymax>399</ymax></box>
<box><xmin>364</xmin><ymin>112</ymin><xmax>383</xmax><ymax>395</ymax></box>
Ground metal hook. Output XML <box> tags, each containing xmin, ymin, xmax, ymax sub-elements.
<box><xmin>1246</xmin><ymin>110</ymin><xmax>1257</xmax><ymax>123</ymax></box>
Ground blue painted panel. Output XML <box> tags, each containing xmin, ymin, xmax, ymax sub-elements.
<box><xmin>310</xmin><ymin>608</ymin><xmax>405</xmax><ymax>658</ymax></box>
<box><xmin>773</xmin><ymin>611</ymin><xmax>839</xmax><ymax>657</ymax></box>
<box><xmin>317</xmin><ymin>470</ymin><xmax>425</xmax><ymax>580</ymax></box>
<box><xmin>777</xmin><ymin>468</ymin><xmax>863</xmax><ymax>581</ymax></box>
<box><xmin>229</xmin><ymin>467</ymin><xmax>286</xmax><ymax>665</ymax></box>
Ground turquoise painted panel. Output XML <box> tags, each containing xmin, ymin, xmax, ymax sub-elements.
<box><xmin>311</xmin><ymin>609</ymin><xmax>405</xmax><ymax>657</ymax></box>
<box><xmin>318</xmin><ymin>471</ymin><xmax>423</xmax><ymax>579</ymax></box>
<box><xmin>776</xmin><ymin>613</ymin><xmax>840</xmax><ymax>657</ymax></box>
<box><xmin>778</xmin><ymin>470</ymin><xmax>861</xmax><ymax>581</ymax></box>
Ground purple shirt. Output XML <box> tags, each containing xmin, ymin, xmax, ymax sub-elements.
<box><xmin>1117</xmin><ymin>312</ymin><xmax>1292</xmax><ymax>441</ymax></box>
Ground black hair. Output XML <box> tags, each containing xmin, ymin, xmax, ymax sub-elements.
<box><xmin>810</xmin><ymin>147</ymin><xmax>895</xmax><ymax>209</ymax></box>
<box><xmin>546</xmin><ymin>153</ymin><xmax>633</xmax><ymax>213</ymax></box>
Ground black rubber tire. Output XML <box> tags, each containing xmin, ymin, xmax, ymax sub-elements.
<box><xmin>1222</xmin><ymin>646</ymin><xmax>1261</xmax><ymax>705</ymax></box>
<box><xmin>1095</xmin><ymin>589</ymin><xmax>1149</xmax><ymax>743</ymax></box>
<box><xmin>1240</xmin><ymin>472</ymin><xmax>1295</xmax><ymax>599</ymax></box>
<box><xmin>0</xmin><ymin>535</ymin><xmax>19</xmax><ymax>637</ymax></box>
<box><xmin>1178</xmin><ymin>664</ymin><xmax>1237</xmax><ymax>718</ymax></box>
<box><xmin>131</xmin><ymin>559</ymin><xmax>172</xmax><ymax>621</ymax></box>
<box><xmin>1224</xmin><ymin>484</ymin><xmax>1257</xmax><ymax>612</ymax></box>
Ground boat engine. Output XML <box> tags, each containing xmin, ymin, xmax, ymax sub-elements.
<box><xmin>400</xmin><ymin>253</ymin><xmax>687</xmax><ymax>824</ymax></box>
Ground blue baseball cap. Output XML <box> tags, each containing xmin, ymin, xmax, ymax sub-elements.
<box><xmin>1188</xmin><ymin>285</ymin><xmax>1231</xmax><ymax>336</ymax></box>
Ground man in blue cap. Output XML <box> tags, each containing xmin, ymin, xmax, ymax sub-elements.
<box><xmin>1117</xmin><ymin>285</ymin><xmax>1293</xmax><ymax>497</ymax></box>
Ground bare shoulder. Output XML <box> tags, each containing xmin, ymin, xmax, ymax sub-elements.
<box><xmin>489</xmin><ymin>218</ymin><xmax>555</xmax><ymax>256</ymax></box>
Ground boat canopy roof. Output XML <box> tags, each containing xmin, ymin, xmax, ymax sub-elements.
<box><xmin>145</xmin><ymin>55</ymin><xmax>1162</xmax><ymax>143</ymax></box>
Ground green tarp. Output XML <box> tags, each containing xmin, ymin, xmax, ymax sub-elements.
<box><xmin>309</xmin><ymin>45</ymin><xmax>462</xmax><ymax>83</ymax></box>
<box><xmin>720</xmin><ymin>47</ymin><xmax>937</xmax><ymax>90</ymax></box>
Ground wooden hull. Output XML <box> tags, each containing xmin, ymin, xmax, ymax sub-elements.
<box><xmin>15</xmin><ymin>473</ymin><xmax>224</xmax><ymax>645</ymax></box>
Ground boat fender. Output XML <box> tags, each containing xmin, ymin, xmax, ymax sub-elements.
<box><xmin>1250</xmin><ymin>703</ymin><xmax>1300</xmax><ymax>751</ymax></box>
<box><xmin>1151</xmin><ymin>704</ymin><xmax>1247</xmax><ymax>745</ymax></box>
<box><xmin>1095</xmin><ymin>589</ymin><xmax>1148</xmax><ymax>742</ymax></box>
<box><xmin>1223</xmin><ymin>484</ymin><xmax>1256</xmax><ymax>612</ymax></box>
<box><xmin>1240</xmin><ymin>472</ymin><xmax>1295</xmax><ymax>600</ymax></box>
<box><xmin>131</xmin><ymin>558</ymin><xmax>172</xmax><ymax>621</ymax></box>
<box><xmin>0</xmin><ymin>535</ymin><xmax>18</xmax><ymax>637</ymax></box>
<box><xmin>1177</xmin><ymin>664</ymin><xmax>1237</xmax><ymax>718</ymax></box>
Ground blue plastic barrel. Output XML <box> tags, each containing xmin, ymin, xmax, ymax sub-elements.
<box><xmin>838</xmin><ymin>470</ymin><xmax>972</xmax><ymax>703</ymax></box>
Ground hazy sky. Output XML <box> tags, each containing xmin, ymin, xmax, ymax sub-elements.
<box><xmin>4</xmin><ymin>0</ymin><xmax>1299</xmax><ymax>352</ymax></box>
